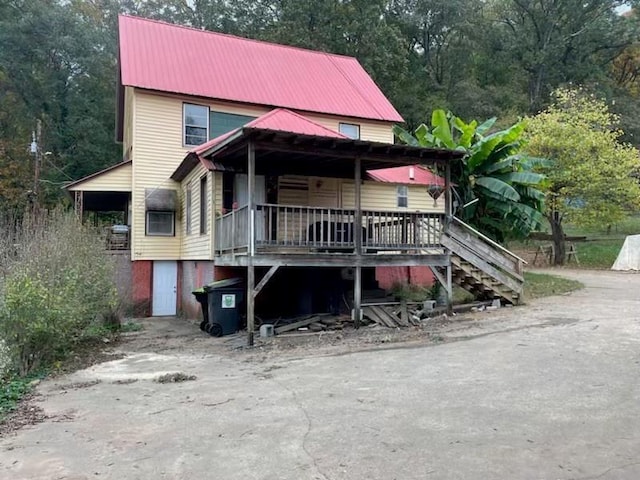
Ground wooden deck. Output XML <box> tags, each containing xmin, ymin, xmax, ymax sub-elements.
<box><xmin>215</xmin><ymin>203</ymin><xmax>446</xmax><ymax>265</ymax></box>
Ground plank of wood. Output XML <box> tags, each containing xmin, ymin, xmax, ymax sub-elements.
<box><xmin>371</xmin><ymin>306</ymin><xmax>399</xmax><ymax>328</ymax></box>
<box><xmin>275</xmin><ymin>315</ymin><xmax>325</xmax><ymax>334</ymax></box>
<box><xmin>363</xmin><ymin>307</ymin><xmax>393</xmax><ymax>328</ymax></box>
<box><xmin>400</xmin><ymin>299</ymin><xmax>409</xmax><ymax>327</ymax></box>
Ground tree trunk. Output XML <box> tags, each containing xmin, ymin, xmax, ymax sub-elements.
<box><xmin>548</xmin><ymin>211</ymin><xmax>565</xmax><ymax>265</ymax></box>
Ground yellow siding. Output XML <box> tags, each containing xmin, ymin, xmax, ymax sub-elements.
<box><xmin>180</xmin><ymin>163</ymin><xmax>212</xmax><ymax>260</ymax></box>
<box><xmin>67</xmin><ymin>163</ymin><xmax>131</xmax><ymax>192</ymax></box>
<box><xmin>123</xmin><ymin>86</ymin><xmax>134</xmax><ymax>160</ymax></box>
<box><xmin>341</xmin><ymin>181</ymin><xmax>443</xmax><ymax>213</ymax></box>
<box><xmin>304</xmin><ymin>113</ymin><xmax>394</xmax><ymax>144</ymax></box>
<box><xmin>130</xmin><ymin>91</ymin><xmax>185</xmax><ymax>260</ymax></box>
<box><xmin>214</xmin><ymin>172</ymin><xmax>223</xmax><ymax>214</ymax></box>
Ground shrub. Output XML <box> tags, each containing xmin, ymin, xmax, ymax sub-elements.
<box><xmin>0</xmin><ymin>210</ymin><xmax>119</xmax><ymax>375</ymax></box>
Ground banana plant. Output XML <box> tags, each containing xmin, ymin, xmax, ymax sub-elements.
<box><xmin>394</xmin><ymin>110</ymin><xmax>549</xmax><ymax>241</ymax></box>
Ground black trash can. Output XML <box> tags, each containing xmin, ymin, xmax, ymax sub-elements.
<box><xmin>202</xmin><ymin>278</ymin><xmax>244</xmax><ymax>337</ymax></box>
<box><xmin>191</xmin><ymin>288</ymin><xmax>209</xmax><ymax>331</ymax></box>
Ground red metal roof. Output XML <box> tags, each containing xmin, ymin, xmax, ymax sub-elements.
<box><xmin>192</xmin><ymin>108</ymin><xmax>347</xmax><ymax>156</ymax></box>
<box><xmin>118</xmin><ymin>15</ymin><xmax>403</xmax><ymax>123</ymax></box>
<box><xmin>367</xmin><ymin>165</ymin><xmax>445</xmax><ymax>186</ymax></box>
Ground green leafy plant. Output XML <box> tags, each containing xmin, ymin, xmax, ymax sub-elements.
<box><xmin>394</xmin><ymin>110</ymin><xmax>549</xmax><ymax>241</ymax></box>
<box><xmin>0</xmin><ymin>211</ymin><xmax>119</xmax><ymax>375</ymax></box>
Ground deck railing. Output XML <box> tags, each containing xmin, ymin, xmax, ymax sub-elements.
<box><xmin>215</xmin><ymin>205</ymin><xmax>249</xmax><ymax>253</ymax></box>
<box><xmin>215</xmin><ymin>203</ymin><xmax>445</xmax><ymax>254</ymax></box>
<box><xmin>363</xmin><ymin>210</ymin><xmax>443</xmax><ymax>250</ymax></box>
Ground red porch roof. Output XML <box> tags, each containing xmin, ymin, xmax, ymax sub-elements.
<box><xmin>118</xmin><ymin>15</ymin><xmax>403</xmax><ymax>123</ymax></box>
<box><xmin>367</xmin><ymin>165</ymin><xmax>445</xmax><ymax>186</ymax></box>
<box><xmin>192</xmin><ymin>108</ymin><xmax>347</xmax><ymax>156</ymax></box>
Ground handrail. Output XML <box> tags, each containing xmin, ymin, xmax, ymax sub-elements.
<box><xmin>451</xmin><ymin>216</ymin><xmax>528</xmax><ymax>265</ymax></box>
<box><xmin>257</xmin><ymin>203</ymin><xmax>355</xmax><ymax>212</ymax></box>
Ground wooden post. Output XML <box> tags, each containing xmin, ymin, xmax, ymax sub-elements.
<box><xmin>444</xmin><ymin>156</ymin><xmax>453</xmax><ymax>314</ymax></box>
<box><xmin>444</xmin><ymin>161</ymin><xmax>452</xmax><ymax>219</ymax></box>
<box><xmin>247</xmin><ymin>142</ymin><xmax>256</xmax><ymax>346</ymax></box>
<box><xmin>354</xmin><ymin>157</ymin><xmax>362</xmax><ymax>328</ymax></box>
<box><xmin>446</xmin><ymin>262</ymin><xmax>453</xmax><ymax>314</ymax></box>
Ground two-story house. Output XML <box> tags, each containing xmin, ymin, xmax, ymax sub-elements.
<box><xmin>66</xmin><ymin>15</ymin><xmax>525</xmax><ymax>342</ymax></box>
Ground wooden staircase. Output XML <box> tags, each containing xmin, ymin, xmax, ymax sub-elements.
<box><xmin>439</xmin><ymin>218</ymin><xmax>526</xmax><ymax>305</ymax></box>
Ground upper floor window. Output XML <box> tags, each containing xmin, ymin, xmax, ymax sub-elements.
<box><xmin>397</xmin><ymin>185</ymin><xmax>408</xmax><ymax>208</ymax></box>
<box><xmin>339</xmin><ymin>122</ymin><xmax>360</xmax><ymax>139</ymax></box>
<box><xmin>210</xmin><ymin>111</ymin><xmax>256</xmax><ymax>139</ymax></box>
<box><xmin>184</xmin><ymin>104</ymin><xmax>209</xmax><ymax>146</ymax></box>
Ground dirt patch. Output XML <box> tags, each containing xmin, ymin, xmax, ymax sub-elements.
<box><xmin>0</xmin><ymin>393</ymin><xmax>47</xmax><ymax>437</ymax></box>
<box><xmin>54</xmin><ymin>349</ymin><xmax>125</xmax><ymax>376</ymax></box>
<box><xmin>112</xmin><ymin>378</ymin><xmax>138</xmax><ymax>385</ymax></box>
<box><xmin>55</xmin><ymin>379</ymin><xmax>102</xmax><ymax>391</ymax></box>
<box><xmin>154</xmin><ymin>373</ymin><xmax>197</xmax><ymax>383</ymax></box>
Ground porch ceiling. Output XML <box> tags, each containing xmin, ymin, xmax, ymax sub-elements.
<box><xmin>205</xmin><ymin>129</ymin><xmax>463</xmax><ymax>179</ymax></box>
<box><xmin>79</xmin><ymin>191</ymin><xmax>129</xmax><ymax>212</ymax></box>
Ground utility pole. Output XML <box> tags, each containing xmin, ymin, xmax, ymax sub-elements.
<box><xmin>30</xmin><ymin>119</ymin><xmax>42</xmax><ymax>209</ymax></box>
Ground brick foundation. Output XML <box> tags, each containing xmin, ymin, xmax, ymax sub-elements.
<box><xmin>375</xmin><ymin>266</ymin><xmax>435</xmax><ymax>291</ymax></box>
<box><xmin>132</xmin><ymin>260</ymin><xmax>153</xmax><ymax>317</ymax></box>
<box><xmin>180</xmin><ymin>261</ymin><xmax>215</xmax><ymax>319</ymax></box>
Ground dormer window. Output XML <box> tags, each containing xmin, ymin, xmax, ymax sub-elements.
<box><xmin>184</xmin><ymin>103</ymin><xmax>209</xmax><ymax>146</ymax></box>
<box><xmin>339</xmin><ymin>122</ymin><xmax>360</xmax><ymax>139</ymax></box>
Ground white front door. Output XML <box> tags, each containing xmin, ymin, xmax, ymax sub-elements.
<box><xmin>152</xmin><ymin>261</ymin><xmax>177</xmax><ymax>316</ymax></box>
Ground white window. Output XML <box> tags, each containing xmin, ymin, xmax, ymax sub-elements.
<box><xmin>184</xmin><ymin>103</ymin><xmax>209</xmax><ymax>146</ymax></box>
<box><xmin>185</xmin><ymin>183</ymin><xmax>193</xmax><ymax>235</ymax></box>
<box><xmin>146</xmin><ymin>211</ymin><xmax>175</xmax><ymax>236</ymax></box>
<box><xmin>397</xmin><ymin>185</ymin><xmax>408</xmax><ymax>208</ymax></box>
<box><xmin>339</xmin><ymin>122</ymin><xmax>360</xmax><ymax>139</ymax></box>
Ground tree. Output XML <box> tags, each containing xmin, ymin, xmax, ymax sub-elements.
<box><xmin>490</xmin><ymin>0</ymin><xmax>636</xmax><ymax>112</ymax></box>
<box><xmin>394</xmin><ymin>109</ymin><xmax>547</xmax><ymax>241</ymax></box>
<box><xmin>525</xmin><ymin>87</ymin><xmax>640</xmax><ymax>264</ymax></box>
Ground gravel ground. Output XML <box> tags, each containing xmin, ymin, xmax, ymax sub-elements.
<box><xmin>1</xmin><ymin>269</ymin><xmax>639</xmax><ymax>480</ymax></box>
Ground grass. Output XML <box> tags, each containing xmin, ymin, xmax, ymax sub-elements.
<box><xmin>121</xmin><ymin>321</ymin><xmax>144</xmax><ymax>333</ymax></box>
<box><xmin>523</xmin><ymin>272</ymin><xmax>584</xmax><ymax>300</ymax></box>
<box><xmin>0</xmin><ymin>372</ymin><xmax>45</xmax><ymax>420</ymax></box>
<box><xmin>511</xmin><ymin>214</ymin><xmax>640</xmax><ymax>270</ymax></box>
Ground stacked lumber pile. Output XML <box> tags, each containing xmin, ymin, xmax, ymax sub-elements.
<box><xmin>361</xmin><ymin>302</ymin><xmax>425</xmax><ymax>328</ymax></box>
<box><xmin>273</xmin><ymin>314</ymin><xmax>347</xmax><ymax>334</ymax></box>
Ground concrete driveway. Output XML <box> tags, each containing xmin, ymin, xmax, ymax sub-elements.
<box><xmin>1</xmin><ymin>270</ymin><xmax>640</xmax><ymax>480</ymax></box>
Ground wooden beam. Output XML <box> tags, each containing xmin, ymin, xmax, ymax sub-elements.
<box><xmin>446</xmin><ymin>262</ymin><xmax>453</xmax><ymax>314</ymax></box>
<box><xmin>247</xmin><ymin>141</ymin><xmax>256</xmax><ymax>347</ymax></box>
<box><xmin>252</xmin><ymin>141</ymin><xmax>453</xmax><ymax>166</ymax></box>
<box><xmin>215</xmin><ymin>253</ymin><xmax>451</xmax><ymax>268</ymax></box>
<box><xmin>354</xmin><ymin>157</ymin><xmax>362</xmax><ymax>329</ymax></box>
<box><xmin>429</xmin><ymin>266</ymin><xmax>447</xmax><ymax>291</ymax></box>
<box><xmin>354</xmin><ymin>265</ymin><xmax>362</xmax><ymax>329</ymax></box>
<box><xmin>253</xmin><ymin>265</ymin><xmax>279</xmax><ymax>299</ymax></box>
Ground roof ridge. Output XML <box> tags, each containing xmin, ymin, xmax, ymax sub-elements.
<box><xmin>260</xmin><ymin>108</ymin><xmax>350</xmax><ymax>138</ymax></box>
<box><xmin>119</xmin><ymin>14</ymin><xmax>357</xmax><ymax>61</ymax></box>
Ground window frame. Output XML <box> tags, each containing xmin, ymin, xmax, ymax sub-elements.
<box><xmin>183</xmin><ymin>103</ymin><xmax>210</xmax><ymax>147</ymax></box>
<box><xmin>199</xmin><ymin>175</ymin><xmax>207</xmax><ymax>235</ymax></box>
<box><xmin>185</xmin><ymin>182</ymin><xmax>193</xmax><ymax>235</ymax></box>
<box><xmin>397</xmin><ymin>185</ymin><xmax>408</xmax><ymax>208</ymax></box>
<box><xmin>339</xmin><ymin>122</ymin><xmax>361</xmax><ymax>139</ymax></box>
<box><xmin>145</xmin><ymin>211</ymin><xmax>175</xmax><ymax>237</ymax></box>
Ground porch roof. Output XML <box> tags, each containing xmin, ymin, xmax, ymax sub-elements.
<box><xmin>64</xmin><ymin>160</ymin><xmax>132</xmax><ymax>192</ymax></box>
<box><xmin>171</xmin><ymin>109</ymin><xmax>462</xmax><ymax>181</ymax></box>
